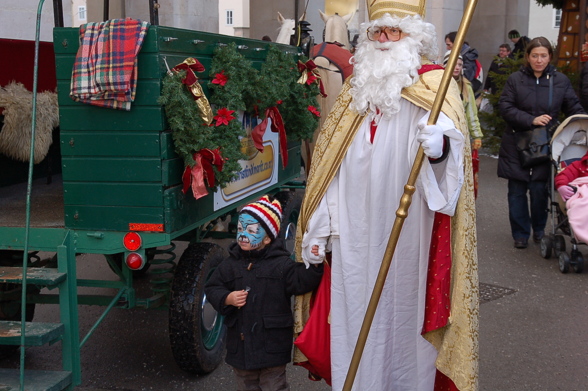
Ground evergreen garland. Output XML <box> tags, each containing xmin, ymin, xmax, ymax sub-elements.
<box><xmin>159</xmin><ymin>43</ymin><xmax>321</xmax><ymax>193</ymax></box>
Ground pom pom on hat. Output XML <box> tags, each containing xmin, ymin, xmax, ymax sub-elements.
<box><xmin>240</xmin><ymin>195</ymin><xmax>283</xmax><ymax>240</ymax></box>
<box><xmin>442</xmin><ymin>50</ymin><xmax>462</xmax><ymax>67</ymax></box>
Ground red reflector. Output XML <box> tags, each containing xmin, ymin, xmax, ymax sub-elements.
<box><xmin>129</xmin><ymin>223</ymin><xmax>164</xmax><ymax>232</ymax></box>
<box><xmin>126</xmin><ymin>252</ymin><xmax>144</xmax><ymax>270</ymax></box>
<box><xmin>123</xmin><ymin>232</ymin><xmax>142</xmax><ymax>251</ymax></box>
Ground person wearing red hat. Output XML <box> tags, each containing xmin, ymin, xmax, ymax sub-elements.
<box><xmin>205</xmin><ymin>195</ymin><xmax>323</xmax><ymax>391</ymax></box>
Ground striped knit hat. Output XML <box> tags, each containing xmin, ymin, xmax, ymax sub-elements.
<box><xmin>240</xmin><ymin>195</ymin><xmax>283</xmax><ymax>240</ymax></box>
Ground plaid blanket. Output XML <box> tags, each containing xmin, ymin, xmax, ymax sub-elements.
<box><xmin>70</xmin><ymin>18</ymin><xmax>150</xmax><ymax>111</ymax></box>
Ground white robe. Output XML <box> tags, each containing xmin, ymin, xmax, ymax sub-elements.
<box><xmin>302</xmin><ymin>99</ymin><xmax>464</xmax><ymax>391</ymax></box>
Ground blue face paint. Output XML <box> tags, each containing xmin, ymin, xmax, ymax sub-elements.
<box><xmin>237</xmin><ymin>214</ymin><xmax>267</xmax><ymax>249</ymax></box>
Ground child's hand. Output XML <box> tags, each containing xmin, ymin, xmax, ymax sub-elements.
<box><xmin>557</xmin><ymin>185</ymin><xmax>575</xmax><ymax>201</ymax></box>
<box><xmin>225</xmin><ymin>290</ymin><xmax>249</xmax><ymax>308</ymax></box>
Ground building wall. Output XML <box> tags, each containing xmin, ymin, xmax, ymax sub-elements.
<box><xmin>0</xmin><ymin>0</ymin><xmax>73</xmax><ymax>41</ymax></box>
<box><xmin>87</xmin><ymin>0</ymin><xmax>124</xmax><ymax>23</ymax></box>
<box><xmin>219</xmin><ymin>0</ymin><xmax>250</xmax><ymax>37</ymax></box>
<box><xmin>249</xmin><ymin>0</ymin><xmax>297</xmax><ymax>42</ymax></box>
<box><xmin>528</xmin><ymin>2</ymin><xmax>559</xmax><ymax>45</ymax></box>
<box><xmin>124</xmin><ymin>0</ymin><xmax>219</xmax><ymax>32</ymax></box>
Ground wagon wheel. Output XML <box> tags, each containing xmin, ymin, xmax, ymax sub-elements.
<box><xmin>558</xmin><ymin>252</ymin><xmax>571</xmax><ymax>274</ymax></box>
<box><xmin>540</xmin><ymin>235</ymin><xmax>553</xmax><ymax>259</ymax></box>
<box><xmin>169</xmin><ymin>242</ymin><xmax>227</xmax><ymax>374</ymax></box>
<box><xmin>274</xmin><ymin>190</ymin><xmax>303</xmax><ymax>254</ymax></box>
<box><xmin>554</xmin><ymin>235</ymin><xmax>566</xmax><ymax>257</ymax></box>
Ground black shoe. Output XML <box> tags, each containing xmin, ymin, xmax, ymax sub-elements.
<box><xmin>514</xmin><ymin>238</ymin><xmax>528</xmax><ymax>249</ymax></box>
<box><xmin>533</xmin><ymin>231</ymin><xmax>544</xmax><ymax>243</ymax></box>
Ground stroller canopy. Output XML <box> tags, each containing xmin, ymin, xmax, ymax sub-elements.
<box><xmin>551</xmin><ymin>114</ymin><xmax>588</xmax><ymax>164</ymax></box>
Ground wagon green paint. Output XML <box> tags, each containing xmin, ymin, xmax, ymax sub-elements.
<box><xmin>0</xmin><ymin>11</ymin><xmax>305</xmax><ymax>390</ymax></box>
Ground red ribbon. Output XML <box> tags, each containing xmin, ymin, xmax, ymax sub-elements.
<box><xmin>182</xmin><ymin>148</ymin><xmax>224</xmax><ymax>199</ymax></box>
<box><xmin>251</xmin><ymin>107</ymin><xmax>288</xmax><ymax>168</ymax></box>
<box><xmin>173</xmin><ymin>58</ymin><xmax>206</xmax><ymax>100</ymax></box>
<box><xmin>297</xmin><ymin>60</ymin><xmax>327</xmax><ymax>97</ymax></box>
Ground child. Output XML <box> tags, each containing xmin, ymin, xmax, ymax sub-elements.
<box><xmin>204</xmin><ymin>195</ymin><xmax>324</xmax><ymax>391</ymax></box>
<box><xmin>555</xmin><ymin>150</ymin><xmax>588</xmax><ymax>201</ymax></box>
<box><xmin>555</xmin><ymin>150</ymin><xmax>588</xmax><ymax>243</ymax></box>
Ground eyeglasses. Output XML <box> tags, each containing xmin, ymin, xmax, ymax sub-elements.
<box><xmin>366</xmin><ymin>26</ymin><xmax>402</xmax><ymax>41</ymax></box>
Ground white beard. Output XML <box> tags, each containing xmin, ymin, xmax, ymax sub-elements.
<box><xmin>350</xmin><ymin>36</ymin><xmax>423</xmax><ymax>123</ymax></box>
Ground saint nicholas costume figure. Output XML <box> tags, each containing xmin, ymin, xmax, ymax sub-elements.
<box><xmin>293</xmin><ymin>1</ymin><xmax>479</xmax><ymax>390</ymax></box>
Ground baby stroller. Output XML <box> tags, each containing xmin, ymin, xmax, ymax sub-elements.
<box><xmin>540</xmin><ymin>114</ymin><xmax>588</xmax><ymax>273</ymax></box>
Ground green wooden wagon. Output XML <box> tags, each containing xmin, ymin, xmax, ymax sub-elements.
<box><xmin>0</xmin><ymin>1</ymin><xmax>309</xmax><ymax>389</ymax></box>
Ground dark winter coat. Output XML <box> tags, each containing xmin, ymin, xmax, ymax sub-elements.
<box><xmin>512</xmin><ymin>36</ymin><xmax>530</xmax><ymax>59</ymax></box>
<box><xmin>204</xmin><ymin>239</ymin><xmax>323</xmax><ymax>371</ymax></box>
<box><xmin>554</xmin><ymin>152</ymin><xmax>588</xmax><ymax>189</ymax></box>
<box><xmin>497</xmin><ymin>64</ymin><xmax>584</xmax><ymax>182</ymax></box>
<box><xmin>460</xmin><ymin>43</ymin><xmax>479</xmax><ymax>85</ymax></box>
<box><xmin>484</xmin><ymin>54</ymin><xmax>512</xmax><ymax>94</ymax></box>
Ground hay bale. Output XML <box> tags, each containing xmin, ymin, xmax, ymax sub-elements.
<box><xmin>0</xmin><ymin>82</ymin><xmax>59</xmax><ymax>163</ymax></box>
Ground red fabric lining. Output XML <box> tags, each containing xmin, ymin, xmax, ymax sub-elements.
<box><xmin>0</xmin><ymin>39</ymin><xmax>56</xmax><ymax>92</ymax></box>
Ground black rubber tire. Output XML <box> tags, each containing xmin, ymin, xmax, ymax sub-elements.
<box><xmin>0</xmin><ymin>283</ymin><xmax>36</xmax><ymax>359</ymax></box>
<box><xmin>540</xmin><ymin>235</ymin><xmax>553</xmax><ymax>259</ymax></box>
<box><xmin>274</xmin><ymin>190</ymin><xmax>303</xmax><ymax>254</ymax></box>
<box><xmin>554</xmin><ymin>235</ymin><xmax>566</xmax><ymax>257</ymax></box>
<box><xmin>559</xmin><ymin>252</ymin><xmax>571</xmax><ymax>274</ymax></box>
<box><xmin>169</xmin><ymin>242</ymin><xmax>227</xmax><ymax>374</ymax></box>
<box><xmin>572</xmin><ymin>251</ymin><xmax>584</xmax><ymax>274</ymax></box>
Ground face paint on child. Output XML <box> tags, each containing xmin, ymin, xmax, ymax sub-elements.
<box><xmin>237</xmin><ymin>214</ymin><xmax>268</xmax><ymax>250</ymax></box>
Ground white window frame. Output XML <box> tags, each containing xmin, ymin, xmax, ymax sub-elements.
<box><xmin>226</xmin><ymin>10</ymin><xmax>233</xmax><ymax>26</ymax></box>
<box><xmin>78</xmin><ymin>6</ymin><xmax>87</xmax><ymax>21</ymax></box>
<box><xmin>554</xmin><ymin>9</ymin><xmax>562</xmax><ymax>28</ymax></box>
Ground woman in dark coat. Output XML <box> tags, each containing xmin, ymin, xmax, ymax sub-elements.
<box><xmin>498</xmin><ymin>37</ymin><xmax>584</xmax><ymax>249</ymax></box>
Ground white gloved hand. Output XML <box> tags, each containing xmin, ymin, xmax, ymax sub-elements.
<box><xmin>302</xmin><ymin>238</ymin><xmax>326</xmax><ymax>269</ymax></box>
<box><xmin>416</xmin><ymin>122</ymin><xmax>444</xmax><ymax>159</ymax></box>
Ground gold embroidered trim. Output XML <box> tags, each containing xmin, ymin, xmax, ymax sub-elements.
<box><xmin>367</xmin><ymin>0</ymin><xmax>426</xmax><ymax>20</ymax></box>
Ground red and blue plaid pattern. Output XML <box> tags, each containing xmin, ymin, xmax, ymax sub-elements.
<box><xmin>70</xmin><ymin>18</ymin><xmax>149</xmax><ymax>111</ymax></box>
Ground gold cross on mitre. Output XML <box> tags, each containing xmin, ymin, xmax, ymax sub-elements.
<box><xmin>367</xmin><ymin>0</ymin><xmax>426</xmax><ymax>20</ymax></box>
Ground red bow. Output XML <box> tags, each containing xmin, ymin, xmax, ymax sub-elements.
<box><xmin>297</xmin><ymin>60</ymin><xmax>327</xmax><ymax>97</ymax></box>
<box><xmin>172</xmin><ymin>58</ymin><xmax>206</xmax><ymax>100</ymax></box>
<box><xmin>251</xmin><ymin>107</ymin><xmax>288</xmax><ymax>168</ymax></box>
<box><xmin>182</xmin><ymin>148</ymin><xmax>224</xmax><ymax>199</ymax></box>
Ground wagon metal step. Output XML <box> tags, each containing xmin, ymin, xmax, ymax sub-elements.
<box><xmin>0</xmin><ymin>321</ymin><xmax>64</xmax><ymax>346</ymax></box>
<box><xmin>0</xmin><ymin>368</ymin><xmax>71</xmax><ymax>391</ymax></box>
<box><xmin>0</xmin><ymin>267</ymin><xmax>66</xmax><ymax>286</ymax></box>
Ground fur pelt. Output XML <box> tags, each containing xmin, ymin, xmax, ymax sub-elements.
<box><xmin>0</xmin><ymin>82</ymin><xmax>59</xmax><ymax>163</ymax></box>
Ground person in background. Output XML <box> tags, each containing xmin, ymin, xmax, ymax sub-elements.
<box><xmin>443</xmin><ymin>50</ymin><xmax>483</xmax><ymax>198</ymax></box>
<box><xmin>205</xmin><ymin>195</ymin><xmax>323</xmax><ymax>391</ymax></box>
<box><xmin>498</xmin><ymin>37</ymin><xmax>584</xmax><ymax>249</ymax></box>
<box><xmin>508</xmin><ymin>30</ymin><xmax>530</xmax><ymax>59</ymax></box>
<box><xmin>443</xmin><ymin>50</ymin><xmax>483</xmax><ymax>150</ymax></box>
<box><xmin>484</xmin><ymin>43</ymin><xmax>513</xmax><ymax>95</ymax></box>
<box><xmin>445</xmin><ymin>31</ymin><xmax>481</xmax><ymax>92</ymax></box>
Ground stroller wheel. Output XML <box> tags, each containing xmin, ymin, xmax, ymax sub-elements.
<box><xmin>554</xmin><ymin>235</ymin><xmax>566</xmax><ymax>257</ymax></box>
<box><xmin>540</xmin><ymin>236</ymin><xmax>552</xmax><ymax>259</ymax></box>
<box><xmin>558</xmin><ymin>252</ymin><xmax>571</xmax><ymax>274</ymax></box>
<box><xmin>571</xmin><ymin>251</ymin><xmax>584</xmax><ymax>274</ymax></box>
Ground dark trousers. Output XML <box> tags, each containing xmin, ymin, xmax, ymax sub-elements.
<box><xmin>507</xmin><ymin>179</ymin><xmax>548</xmax><ymax>240</ymax></box>
<box><xmin>233</xmin><ymin>365</ymin><xmax>290</xmax><ymax>391</ymax></box>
